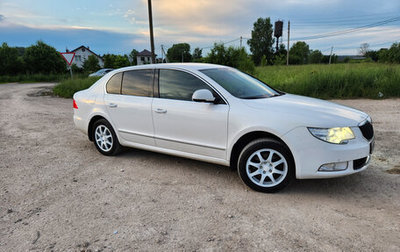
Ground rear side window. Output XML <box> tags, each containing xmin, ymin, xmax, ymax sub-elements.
<box><xmin>122</xmin><ymin>70</ymin><xmax>153</xmax><ymax>97</ymax></box>
<box><xmin>159</xmin><ymin>69</ymin><xmax>212</xmax><ymax>101</ymax></box>
<box><xmin>106</xmin><ymin>72</ymin><xmax>122</xmax><ymax>94</ymax></box>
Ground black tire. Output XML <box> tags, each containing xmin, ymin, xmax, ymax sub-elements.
<box><xmin>237</xmin><ymin>138</ymin><xmax>294</xmax><ymax>193</ymax></box>
<box><xmin>92</xmin><ymin>119</ymin><xmax>121</xmax><ymax>156</ymax></box>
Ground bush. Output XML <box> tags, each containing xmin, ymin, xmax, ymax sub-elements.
<box><xmin>53</xmin><ymin>77</ymin><xmax>100</xmax><ymax>98</ymax></box>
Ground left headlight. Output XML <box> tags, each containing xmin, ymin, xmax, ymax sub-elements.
<box><xmin>308</xmin><ymin>127</ymin><xmax>355</xmax><ymax>144</ymax></box>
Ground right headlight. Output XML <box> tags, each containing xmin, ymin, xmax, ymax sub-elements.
<box><xmin>308</xmin><ymin>127</ymin><xmax>355</xmax><ymax>144</ymax></box>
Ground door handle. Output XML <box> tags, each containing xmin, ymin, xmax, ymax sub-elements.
<box><xmin>154</xmin><ymin>108</ymin><xmax>167</xmax><ymax>114</ymax></box>
<box><xmin>108</xmin><ymin>103</ymin><xmax>118</xmax><ymax>108</ymax></box>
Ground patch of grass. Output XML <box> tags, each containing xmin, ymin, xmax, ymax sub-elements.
<box><xmin>53</xmin><ymin>77</ymin><xmax>100</xmax><ymax>98</ymax></box>
<box><xmin>255</xmin><ymin>63</ymin><xmax>400</xmax><ymax>99</ymax></box>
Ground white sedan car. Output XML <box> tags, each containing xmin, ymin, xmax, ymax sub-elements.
<box><xmin>73</xmin><ymin>63</ymin><xmax>374</xmax><ymax>192</ymax></box>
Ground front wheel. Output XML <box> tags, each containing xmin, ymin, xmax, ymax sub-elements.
<box><xmin>237</xmin><ymin>138</ymin><xmax>294</xmax><ymax>193</ymax></box>
<box><xmin>92</xmin><ymin>119</ymin><xmax>121</xmax><ymax>156</ymax></box>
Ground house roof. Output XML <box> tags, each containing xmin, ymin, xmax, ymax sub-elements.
<box><xmin>71</xmin><ymin>45</ymin><xmax>103</xmax><ymax>59</ymax></box>
<box><xmin>137</xmin><ymin>49</ymin><xmax>154</xmax><ymax>56</ymax></box>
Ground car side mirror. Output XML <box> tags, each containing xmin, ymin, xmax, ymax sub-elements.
<box><xmin>192</xmin><ymin>89</ymin><xmax>216</xmax><ymax>103</ymax></box>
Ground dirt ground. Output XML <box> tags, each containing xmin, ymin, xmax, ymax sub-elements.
<box><xmin>0</xmin><ymin>83</ymin><xmax>399</xmax><ymax>251</ymax></box>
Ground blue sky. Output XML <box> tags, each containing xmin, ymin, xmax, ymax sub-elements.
<box><xmin>1</xmin><ymin>0</ymin><xmax>399</xmax><ymax>56</ymax></box>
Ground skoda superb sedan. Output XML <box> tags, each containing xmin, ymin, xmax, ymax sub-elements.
<box><xmin>73</xmin><ymin>63</ymin><xmax>374</xmax><ymax>193</ymax></box>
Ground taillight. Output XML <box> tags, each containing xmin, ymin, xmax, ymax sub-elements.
<box><xmin>73</xmin><ymin>99</ymin><xmax>78</xmax><ymax>109</ymax></box>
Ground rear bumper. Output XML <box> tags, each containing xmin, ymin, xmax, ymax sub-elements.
<box><xmin>283</xmin><ymin>126</ymin><xmax>373</xmax><ymax>179</ymax></box>
<box><xmin>73</xmin><ymin>114</ymin><xmax>87</xmax><ymax>135</ymax></box>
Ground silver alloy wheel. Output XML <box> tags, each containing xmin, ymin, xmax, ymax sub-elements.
<box><xmin>95</xmin><ymin>125</ymin><xmax>113</xmax><ymax>152</ymax></box>
<box><xmin>246</xmin><ymin>148</ymin><xmax>288</xmax><ymax>187</ymax></box>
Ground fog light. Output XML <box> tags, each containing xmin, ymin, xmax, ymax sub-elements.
<box><xmin>318</xmin><ymin>161</ymin><xmax>348</xmax><ymax>171</ymax></box>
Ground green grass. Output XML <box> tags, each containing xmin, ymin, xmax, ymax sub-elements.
<box><xmin>255</xmin><ymin>63</ymin><xmax>400</xmax><ymax>99</ymax></box>
<box><xmin>53</xmin><ymin>77</ymin><xmax>100</xmax><ymax>98</ymax></box>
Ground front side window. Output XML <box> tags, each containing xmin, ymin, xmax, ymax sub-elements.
<box><xmin>159</xmin><ymin>69</ymin><xmax>212</xmax><ymax>101</ymax></box>
<box><xmin>121</xmin><ymin>70</ymin><xmax>153</xmax><ymax>97</ymax></box>
<box><xmin>200</xmin><ymin>68</ymin><xmax>280</xmax><ymax>99</ymax></box>
<box><xmin>106</xmin><ymin>72</ymin><xmax>122</xmax><ymax>94</ymax></box>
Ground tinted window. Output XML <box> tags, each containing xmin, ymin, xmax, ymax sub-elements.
<box><xmin>106</xmin><ymin>72</ymin><xmax>122</xmax><ymax>94</ymax></box>
<box><xmin>200</xmin><ymin>68</ymin><xmax>280</xmax><ymax>99</ymax></box>
<box><xmin>122</xmin><ymin>70</ymin><xmax>153</xmax><ymax>97</ymax></box>
<box><xmin>159</xmin><ymin>69</ymin><xmax>212</xmax><ymax>101</ymax></box>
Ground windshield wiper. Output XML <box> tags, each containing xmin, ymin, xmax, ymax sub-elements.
<box><xmin>241</xmin><ymin>95</ymin><xmax>269</xmax><ymax>99</ymax></box>
<box><xmin>241</xmin><ymin>93</ymin><xmax>282</xmax><ymax>99</ymax></box>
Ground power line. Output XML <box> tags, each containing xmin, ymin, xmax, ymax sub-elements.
<box><xmin>288</xmin><ymin>11</ymin><xmax>399</xmax><ymax>23</ymax></box>
<box><xmin>200</xmin><ymin>37</ymin><xmax>242</xmax><ymax>50</ymax></box>
<box><xmin>292</xmin><ymin>16</ymin><xmax>400</xmax><ymax>41</ymax></box>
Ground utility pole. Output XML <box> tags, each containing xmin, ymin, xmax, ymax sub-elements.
<box><xmin>286</xmin><ymin>20</ymin><xmax>290</xmax><ymax>66</ymax></box>
<box><xmin>147</xmin><ymin>0</ymin><xmax>155</xmax><ymax>64</ymax></box>
<box><xmin>161</xmin><ymin>45</ymin><xmax>164</xmax><ymax>63</ymax></box>
<box><xmin>240</xmin><ymin>36</ymin><xmax>242</xmax><ymax>48</ymax></box>
<box><xmin>329</xmin><ymin>46</ymin><xmax>334</xmax><ymax>64</ymax></box>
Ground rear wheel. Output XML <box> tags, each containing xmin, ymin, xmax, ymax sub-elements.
<box><xmin>92</xmin><ymin>119</ymin><xmax>121</xmax><ymax>156</ymax></box>
<box><xmin>237</xmin><ymin>138</ymin><xmax>294</xmax><ymax>193</ymax></box>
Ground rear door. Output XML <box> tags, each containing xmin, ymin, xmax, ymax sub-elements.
<box><xmin>152</xmin><ymin>69</ymin><xmax>229</xmax><ymax>159</ymax></box>
<box><xmin>104</xmin><ymin>69</ymin><xmax>155</xmax><ymax>146</ymax></box>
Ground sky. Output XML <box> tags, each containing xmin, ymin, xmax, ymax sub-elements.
<box><xmin>1</xmin><ymin>0</ymin><xmax>400</xmax><ymax>57</ymax></box>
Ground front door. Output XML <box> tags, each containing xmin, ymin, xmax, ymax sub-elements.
<box><xmin>152</xmin><ymin>69</ymin><xmax>229</xmax><ymax>159</ymax></box>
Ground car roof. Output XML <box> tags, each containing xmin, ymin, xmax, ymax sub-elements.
<box><xmin>113</xmin><ymin>63</ymin><xmax>227</xmax><ymax>73</ymax></box>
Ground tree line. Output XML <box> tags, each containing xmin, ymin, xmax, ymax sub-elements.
<box><xmin>1</xmin><ymin>17</ymin><xmax>400</xmax><ymax>77</ymax></box>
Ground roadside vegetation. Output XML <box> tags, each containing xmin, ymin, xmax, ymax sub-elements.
<box><xmin>53</xmin><ymin>77</ymin><xmax>100</xmax><ymax>98</ymax></box>
<box><xmin>257</xmin><ymin>63</ymin><xmax>400</xmax><ymax>99</ymax></box>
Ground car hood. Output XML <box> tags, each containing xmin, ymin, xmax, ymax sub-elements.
<box><xmin>242</xmin><ymin>94</ymin><xmax>368</xmax><ymax>127</ymax></box>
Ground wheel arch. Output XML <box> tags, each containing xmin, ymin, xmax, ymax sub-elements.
<box><xmin>88</xmin><ymin>115</ymin><xmax>106</xmax><ymax>141</ymax></box>
<box><xmin>229</xmin><ymin>131</ymin><xmax>295</xmax><ymax>170</ymax></box>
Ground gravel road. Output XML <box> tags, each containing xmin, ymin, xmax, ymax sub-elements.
<box><xmin>1</xmin><ymin>83</ymin><xmax>399</xmax><ymax>251</ymax></box>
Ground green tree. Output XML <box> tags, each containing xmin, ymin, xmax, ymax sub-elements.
<box><xmin>0</xmin><ymin>42</ymin><xmax>24</xmax><ymax>75</ymax></box>
<box><xmin>114</xmin><ymin>55</ymin><xmax>131</xmax><ymax>68</ymax></box>
<box><xmin>167</xmin><ymin>43</ymin><xmax>192</xmax><ymax>62</ymax></box>
<box><xmin>289</xmin><ymin>41</ymin><xmax>310</xmax><ymax>64</ymax></box>
<box><xmin>309</xmin><ymin>50</ymin><xmax>323</xmax><ymax>64</ymax></box>
<box><xmin>103</xmin><ymin>54</ymin><xmax>130</xmax><ymax>68</ymax></box>
<box><xmin>103</xmin><ymin>54</ymin><xmax>117</xmax><ymax>68</ymax></box>
<box><xmin>129</xmin><ymin>49</ymin><xmax>138</xmax><ymax>65</ymax></box>
<box><xmin>192</xmin><ymin>47</ymin><xmax>202</xmax><ymax>61</ymax></box>
<box><xmin>387</xmin><ymin>43</ymin><xmax>400</xmax><ymax>63</ymax></box>
<box><xmin>378</xmin><ymin>48</ymin><xmax>389</xmax><ymax>63</ymax></box>
<box><xmin>247</xmin><ymin>17</ymin><xmax>275</xmax><ymax>65</ymax></box>
<box><xmin>82</xmin><ymin>55</ymin><xmax>100</xmax><ymax>73</ymax></box>
<box><xmin>205</xmin><ymin>43</ymin><xmax>255</xmax><ymax>74</ymax></box>
<box><xmin>365</xmin><ymin>50</ymin><xmax>378</xmax><ymax>62</ymax></box>
<box><xmin>23</xmin><ymin>41</ymin><xmax>66</xmax><ymax>74</ymax></box>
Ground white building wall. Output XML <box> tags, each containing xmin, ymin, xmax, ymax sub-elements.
<box><xmin>137</xmin><ymin>56</ymin><xmax>152</xmax><ymax>65</ymax></box>
<box><xmin>73</xmin><ymin>47</ymin><xmax>104</xmax><ymax>68</ymax></box>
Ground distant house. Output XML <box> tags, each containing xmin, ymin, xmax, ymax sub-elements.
<box><xmin>137</xmin><ymin>49</ymin><xmax>156</xmax><ymax>65</ymax></box>
<box><xmin>70</xmin><ymin>46</ymin><xmax>104</xmax><ymax>68</ymax></box>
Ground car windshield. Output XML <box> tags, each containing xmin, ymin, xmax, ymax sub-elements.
<box><xmin>200</xmin><ymin>68</ymin><xmax>281</xmax><ymax>99</ymax></box>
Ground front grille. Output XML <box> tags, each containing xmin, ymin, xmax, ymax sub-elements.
<box><xmin>353</xmin><ymin>157</ymin><xmax>368</xmax><ymax>170</ymax></box>
<box><xmin>359</xmin><ymin>121</ymin><xmax>374</xmax><ymax>141</ymax></box>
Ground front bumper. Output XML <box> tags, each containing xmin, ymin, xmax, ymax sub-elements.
<box><xmin>283</xmin><ymin>126</ymin><xmax>373</xmax><ymax>179</ymax></box>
